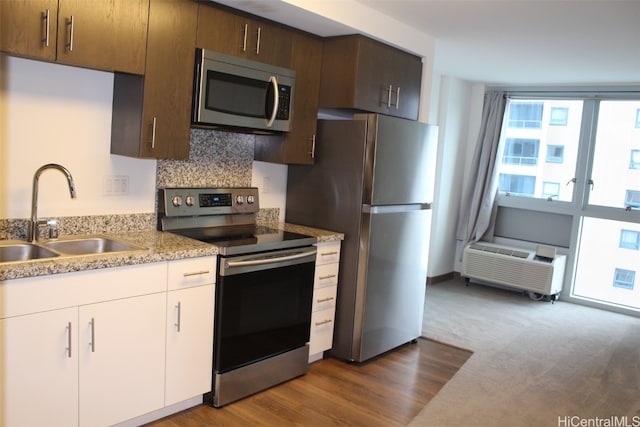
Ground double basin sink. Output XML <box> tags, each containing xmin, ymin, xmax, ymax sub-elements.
<box><xmin>0</xmin><ymin>237</ymin><xmax>145</xmax><ymax>263</ymax></box>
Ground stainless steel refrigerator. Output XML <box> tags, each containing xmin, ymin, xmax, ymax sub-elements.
<box><xmin>286</xmin><ymin>113</ymin><xmax>438</xmax><ymax>362</ymax></box>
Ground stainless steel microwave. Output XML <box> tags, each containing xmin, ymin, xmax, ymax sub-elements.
<box><xmin>192</xmin><ymin>49</ymin><xmax>295</xmax><ymax>133</ymax></box>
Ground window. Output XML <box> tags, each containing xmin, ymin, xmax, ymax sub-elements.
<box><xmin>508</xmin><ymin>102</ymin><xmax>543</xmax><ymax>129</ymax></box>
<box><xmin>620</xmin><ymin>229</ymin><xmax>640</xmax><ymax>250</ymax></box>
<box><xmin>542</xmin><ymin>182</ymin><xmax>561</xmax><ymax>200</ymax></box>
<box><xmin>630</xmin><ymin>150</ymin><xmax>640</xmax><ymax>169</ymax></box>
<box><xmin>550</xmin><ymin>107</ymin><xmax>569</xmax><ymax>125</ymax></box>
<box><xmin>499</xmin><ymin>174</ymin><xmax>535</xmax><ymax>196</ymax></box>
<box><xmin>613</xmin><ymin>268</ymin><xmax>635</xmax><ymax>290</ymax></box>
<box><xmin>636</xmin><ymin>109</ymin><xmax>640</xmax><ymax>128</ymax></box>
<box><xmin>625</xmin><ymin>190</ymin><xmax>640</xmax><ymax>208</ymax></box>
<box><xmin>546</xmin><ymin>145</ymin><xmax>565</xmax><ymax>163</ymax></box>
<box><xmin>503</xmin><ymin>138</ymin><xmax>539</xmax><ymax>165</ymax></box>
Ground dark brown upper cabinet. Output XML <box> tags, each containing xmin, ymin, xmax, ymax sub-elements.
<box><xmin>0</xmin><ymin>0</ymin><xmax>148</xmax><ymax>75</ymax></box>
<box><xmin>255</xmin><ymin>32</ymin><xmax>323</xmax><ymax>165</ymax></box>
<box><xmin>196</xmin><ymin>3</ymin><xmax>292</xmax><ymax>67</ymax></box>
<box><xmin>319</xmin><ymin>35</ymin><xmax>422</xmax><ymax>120</ymax></box>
<box><xmin>111</xmin><ymin>0</ymin><xmax>197</xmax><ymax>160</ymax></box>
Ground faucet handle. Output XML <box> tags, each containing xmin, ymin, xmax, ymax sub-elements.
<box><xmin>47</xmin><ymin>219</ymin><xmax>59</xmax><ymax>239</ymax></box>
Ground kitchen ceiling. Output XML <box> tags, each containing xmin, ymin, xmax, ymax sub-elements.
<box><xmin>211</xmin><ymin>0</ymin><xmax>640</xmax><ymax>86</ymax></box>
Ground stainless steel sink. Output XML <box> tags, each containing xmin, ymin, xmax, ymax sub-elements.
<box><xmin>40</xmin><ymin>237</ymin><xmax>144</xmax><ymax>255</ymax></box>
<box><xmin>0</xmin><ymin>242</ymin><xmax>60</xmax><ymax>262</ymax></box>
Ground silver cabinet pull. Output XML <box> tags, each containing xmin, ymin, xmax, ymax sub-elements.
<box><xmin>42</xmin><ymin>9</ymin><xmax>50</xmax><ymax>47</ymax></box>
<box><xmin>183</xmin><ymin>270</ymin><xmax>210</xmax><ymax>277</ymax></box>
<box><xmin>151</xmin><ymin>117</ymin><xmax>157</xmax><ymax>149</ymax></box>
<box><xmin>315</xmin><ymin>319</ymin><xmax>333</xmax><ymax>326</ymax></box>
<box><xmin>310</xmin><ymin>134</ymin><xmax>316</xmax><ymax>159</ymax></box>
<box><xmin>395</xmin><ymin>87</ymin><xmax>400</xmax><ymax>109</ymax></box>
<box><xmin>175</xmin><ymin>302</ymin><xmax>181</xmax><ymax>333</ymax></box>
<box><xmin>89</xmin><ymin>317</ymin><xmax>95</xmax><ymax>352</ymax></box>
<box><xmin>256</xmin><ymin>27</ymin><xmax>261</xmax><ymax>54</ymax></box>
<box><xmin>66</xmin><ymin>322</ymin><xmax>72</xmax><ymax>358</ymax></box>
<box><xmin>319</xmin><ymin>274</ymin><xmax>336</xmax><ymax>280</ymax></box>
<box><xmin>316</xmin><ymin>297</ymin><xmax>334</xmax><ymax>303</ymax></box>
<box><xmin>66</xmin><ymin>15</ymin><xmax>74</xmax><ymax>52</ymax></box>
<box><xmin>320</xmin><ymin>251</ymin><xmax>338</xmax><ymax>257</ymax></box>
<box><xmin>387</xmin><ymin>84</ymin><xmax>393</xmax><ymax>108</ymax></box>
<box><xmin>242</xmin><ymin>23</ymin><xmax>248</xmax><ymax>52</ymax></box>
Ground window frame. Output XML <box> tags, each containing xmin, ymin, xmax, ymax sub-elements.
<box><xmin>619</xmin><ymin>229</ymin><xmax>640</xmax><ymax>250</ymax></box>
<box><xmin>613</xmin><ymin>268</ymin><xmax>635</xmax><ymax>290</ymax></box>
<box><xmin>550</xmin><ymin>107</ymin><xmax>569</xmax><ymax>126</ymax></box>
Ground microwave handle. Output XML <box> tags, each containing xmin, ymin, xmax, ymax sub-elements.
<box><xmin>266</xmin><ymin>75</ymin><xmax>279</xmax><ymax>128</ymax></box>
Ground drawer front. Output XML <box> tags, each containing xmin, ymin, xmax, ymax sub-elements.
<box><xmin>167</xmin><ymin>256</ymin><xmax>216</xmax><ymax>291</ymax></box>
<box><xmin>314</xmin><ymin>263</ymin><xmax>339</xmax><ymax>288</ymax></box>
<box><xmin>312</xmin><ymin>286</ymin><xmax>337</xmax><ymax>312</ymax></box>
<box><xmin>315</xmin><ymin>242</ymin><xmax>341</xmax><ymax>265</ymax></box>
<box><xmin>309</xmin><ymin>308</ymin><xmax>336</xmax><ymax>355</ymax></box>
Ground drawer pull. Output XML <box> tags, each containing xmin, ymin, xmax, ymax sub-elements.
<box><xmin>319</xmin><ymin>274</ymin><xmax>336</xmax><ymax>280</ymax></box>
<box><xmin>317</xmin><ymin>297</ymin><xmax>334</xmax><ymax>303</ymax></box>
<box><xmin>183</xmin><ymin>270</ymin><xmax>210</xmax><ymax>277</ymax></box>
<box><xmin>315</xmin><ymin>319</ymin><xmax>333</xmax><ymax>326</ymax></box>
<box><xmin>320</xmin><ymin>251</ymin><xmax>338</xmax><ymax>257</ymax></box>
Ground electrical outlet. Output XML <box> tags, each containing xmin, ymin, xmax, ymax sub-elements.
<box><xmin>104</xmin><ymin>175</ymin><xmax>129</xmax><ymax>196</ymax></box>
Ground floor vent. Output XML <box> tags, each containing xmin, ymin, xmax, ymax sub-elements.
<box><xmin>462</xmin><ymin>242</ymin><xmax>565</xmax><ymax>296</ymax></box>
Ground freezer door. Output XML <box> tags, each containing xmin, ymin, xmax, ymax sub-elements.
<box><xmin>363</xmin><ymin>114</ymin><xmax>437</xmax><ymax>206</ymax></box>
<box><xmin>354</xmin><ymin>206</ymin><xmax>431</xmax><ymax>362</ymax></box>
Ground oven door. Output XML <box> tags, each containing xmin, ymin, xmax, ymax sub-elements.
<box><xmin>214</xmin><ymin>246</ymin><xmax>316</xmax><ymax>373</ymax></box>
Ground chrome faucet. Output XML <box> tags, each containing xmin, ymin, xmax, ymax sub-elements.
<box><xmin>29</xmin><ymin>163</ymin><xmax>77</xmax><ymax>242</ymax></box>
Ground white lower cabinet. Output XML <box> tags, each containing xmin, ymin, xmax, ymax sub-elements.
<box><xmin>165</xmin><ymin>257</ymin><xmax>215</xmax><ymax>406</ymax></box>
<box><xmin>1</xmin><ymin>257</ymin><xmax>216</xmax><ymax>427</ymax></box>
<box><xmin>1</xmin><ymin>307</ymin><xmax>79</xmax><ymax>427</ymax></box>
<box><xmin>79</xmin><ymin>293</ymin><xmax>167</xmax><ymax>426</ymax></box>
<box><xmin>309</xmin><ymin>241</ymin><xmax>341</xmax><ymax>361</ymax></box>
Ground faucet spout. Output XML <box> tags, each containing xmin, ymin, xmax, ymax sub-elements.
<box><xmin>29</xmin><ymin>163</ymin><xmax>77</xmax><ymax>242</ymax></box>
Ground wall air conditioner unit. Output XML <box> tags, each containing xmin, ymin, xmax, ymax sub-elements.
<box><xmin>462</xmin><ymin>242</ymin><xmax>566</xmax><ymax>299</ymax></box>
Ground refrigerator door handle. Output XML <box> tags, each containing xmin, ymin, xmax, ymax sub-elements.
<box><xmin>362</xmin><ymin>203</ymin><xmax>431</xmax><ymax>214</ymax></box>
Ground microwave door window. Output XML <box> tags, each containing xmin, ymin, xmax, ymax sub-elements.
<box><xmin>205</xmin><ymin>70</ymin><xmax>268</xmax><ymax>119</ymax></box>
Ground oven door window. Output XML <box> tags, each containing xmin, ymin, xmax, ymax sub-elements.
<box><xmin>214</xmin><ymin>260</ymin><xmax>314</xmax><ymax>373</ymax></box>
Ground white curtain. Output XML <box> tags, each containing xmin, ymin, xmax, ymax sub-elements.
<box><xmin>456</xmin><ymin>91</ymin><xmax>507</xmax><ymax>248</ymax></box>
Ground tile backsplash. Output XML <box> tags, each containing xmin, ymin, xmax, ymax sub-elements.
<box><xmin>1</xmin><ymin>129</ymin><xmax>279</xmax><ymax>240</ymax></box>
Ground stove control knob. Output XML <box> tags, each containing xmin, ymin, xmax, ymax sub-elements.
<box><xmin>185</xmin><ymin>195</ymin><xmax>195</xmax><ymax>207</ymax></box>
<box><xmin>171</xmin><ymin>195</ymin><xmax>183</xmax><ymax>207</ymax></box>
<box><xmin>236</xmin><ymin>195</ymin><xmax>245</xmax><ymax>205</ymax></box>
<box><xmin>247</xmin><ymin>195</ymin><xmax>255</xmax><ymax>204</ymax></box>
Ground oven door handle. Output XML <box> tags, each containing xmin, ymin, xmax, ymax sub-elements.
<box><xmin>227</xmin><ymin>249</ymin><xmax>315</xmax><ymax>267</ymax></box>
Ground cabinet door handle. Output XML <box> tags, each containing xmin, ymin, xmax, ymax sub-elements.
<box><xmin>395</xmin><ymin>87</ymin><xmax>400</xmax><ymax>109</ymax></box>
<box><xmin>320</xmin><ymin>251</ymin><xmax>338</xmax><ymax>257</ymax></box>
<box><xmin>310</xmin><ymin>134</ymin><xmax>316</xmax><ymax>159</ymax></box>
<box><xmin>242</xmin><ymin>23</ymin><xmax>248</xmax><ymax>52</ymax></box>
<box><xmin>387</xmin><ymin>84</ymin><xmax>393</xmax><ymax>108</ymax></box>
<box><xmin>89</xmin><ymin>317</ymin><xmax>95</xmax><ymax>352</ymax></box>
<box><xmin>256</xmin><ymin>27</ymin><xmax>261</xmax><ymax>54</ymax></box>
<box><xmin>319</xmin><ymin>274</ymin><xmax>336</xmax><ymax>280</ymax></box>
<box><xmin>42</xmin><ymin>9</ymin><xmax>50</xmax><ymax>47</ymax></box>
<box><xmin>66</xmin><ymin>15</ymin><xmax>74</xmax><ymax>52</ymax></box>
<box><xmin>175</xmin><ymin>302</ymin><xmax>181</xmax><ymax>333</ymax></box>
<box><xmin>66</xmin><ymin>322</ymin><xmax>72</xmax><ymax>358</ymax></box>
<box><xmin>151</xmin><ymin>117</ymin><xmax>157</xmax><ymax>149</ymax></box>
<box><xmin>183</xmin><ymin>270</ymin><xmax>210</xmax><ymax>277</ymax></box>
<box><xmin>315</xmin><ymin>319</ymin><xmax>333</xmax><ymax>326</ymax></box>
<box><xmin>317</xmin><ymin>297</ymin><xmax>334</xmax><ymax>303</ymax></box>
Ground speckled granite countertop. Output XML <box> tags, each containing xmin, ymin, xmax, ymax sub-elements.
<box><xmin>0</xmin><ymin>223</ymin><xmax>343</xmax><ymax>281</ymax></box>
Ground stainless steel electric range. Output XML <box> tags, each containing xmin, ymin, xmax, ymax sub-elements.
<box><xmin>158</xmin><ymin>187</ymin><xmax>317</xmax><ymax>407</ymax></box>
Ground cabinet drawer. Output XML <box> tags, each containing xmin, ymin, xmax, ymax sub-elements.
<box><xmin>167</xmin><ymin>256</ymin><xmax>216</xmax><ymax>291</ymax></box>
<box><xmin>312</xmin><ymin>286</ymin><xmax>337</xmax><ymax>312</ymax></box>
<box><xmin>315</xmin><ymin>242</ymin><xmax>341</xmax><ymax>265</ymax></box>
<box><xmin>314</xmin><ymin>263</ymin><xmax>339</xmax><ymax>288</ymax></box>
<box><xmin>309</xmin><ymin>308</ymin><xmax>336</xmax><ymax>355</ymax></box>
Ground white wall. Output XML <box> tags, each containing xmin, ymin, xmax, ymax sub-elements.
<box><xmin>0</xmin><ymin>55</ymin><xmax>157</xmax><ymax>219</ymax></box>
